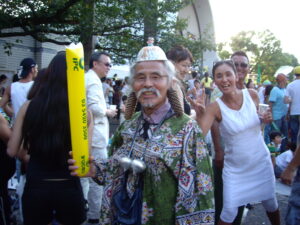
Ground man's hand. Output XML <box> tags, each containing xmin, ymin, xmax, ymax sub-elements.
<box><xmin>280</xmin><ymin>167</ymin><xmax>295</xmax><ymax>186</ymax></box>
<box><xmin>259</xmin><ymin>108</ymin><xmax>272</xmax><ymax>124</ymax></box>
<box><xmin>106</xmin><ymin>108</ymin><xmax>117</xmax><ymax>118</ymax></box>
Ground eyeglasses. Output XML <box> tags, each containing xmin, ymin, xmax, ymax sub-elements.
<box><xmin>133</xmin><ymin>74</ymin><xmax>168</xmax><ymax>84</ymax></box>
<box><xmin>104</xmin><ymin>63</ymin><xmax>112</xmax><ymax>68</ymax></box>
<box><xmin>98</xmin><ymin>61</ymin><xmax>112</xmax><ymax>68</ymax></box>
<box><xmin>234</xmin><ymin>62</ymin><xmax>248</xmax><ymax>68</ymax></box>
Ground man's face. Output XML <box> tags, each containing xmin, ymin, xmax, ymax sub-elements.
<box><xmin>278</xmin><ymin>79</ymin><xmax>287</xmax><ymax>88</ymax></box>
<box><xmin>30</xmin><ymin>65</ymin><xmax>38</xmax><ymax>78</ymax></box>
<box><xmin>231</xmin><ymin>55</ymin><xmax>249</xmax><ymax>82</ymax></box>
<box><xmin>93</xmin><ymin>55</ymin><xmax>111</xmax><ymax>78</ymax></box>
<box><xmin>132</xmin><ymin>61</ymin><xmax>170</xmax><ymax>115</ymax></box>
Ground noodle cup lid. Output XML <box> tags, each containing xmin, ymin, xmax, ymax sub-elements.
<box><xmin>136</xmin><ymin>46</ymin><xmax>167</xmax><ymax>62</ymax></box>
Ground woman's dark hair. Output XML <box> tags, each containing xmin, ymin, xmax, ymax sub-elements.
<box><xmin>204</xmin><ymin>72</ymin><xmax>209</xmax><ymax>82</ymax></box>
<box><xmin>22</xmin><ymin>52</ymin><xmax>71</xmax><ymax>166</ymax></box>
<box><xmin>212</xmin><ymin>60</ymin><xmax>237</xmax><ymax>78</ymax></box>
<box><xmin>194</xmin><ymin>79</ymin><xmax>200</xmax><ymax>85</ymax></box>
<box><xmin>264</xmin><ymin>85</ymin><xmax>273</xmax><ymax>97</ymax></box>
<box><xmin>12</xmin><ymin>74</ymin><xmax>20</xmax><ymax>82</ymax></box>
<box><xmin>166</xmin><ymin>45</ymin><xmax>194</xmax><ymax>63</ymax></box>
<box><xmin>0</xmin><ymin>74</ymin><xmax>7</xmax><ymax>83</ymax></box>
<box><xmin>27</xmin><ymin>68</ymin><xmax>47</xmax><ymax>100</ymax></box>
<box><xmin>246</xmin><ymin>79</ymin><xmax>253</xmax><ymax>88</ymax></box>
<box><xmin>122</xmin><ymin>95</ymin><xmax>128</xmax><ymax>102</ymax></box>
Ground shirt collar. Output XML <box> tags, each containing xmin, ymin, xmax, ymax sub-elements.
<box><xmin>142</xmin><ymin>100</ymin><xmax>171</xmax><ymax>124</ymax></box>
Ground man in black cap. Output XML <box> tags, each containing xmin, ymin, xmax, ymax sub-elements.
<box><xmin>0</xmin><ymin>58</ymin><xmax>38</xmax><ymax>122</ymax></box>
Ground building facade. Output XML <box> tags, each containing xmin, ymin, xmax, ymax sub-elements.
<box><xmin>0</xmin><ymin>28</ymin><xmax>65</xmax><ymax>82</ymax></box>
<box><xmin>178</xmin><ymin>0</ymin><xmax>218</xmax><ymax>72</ymax></box>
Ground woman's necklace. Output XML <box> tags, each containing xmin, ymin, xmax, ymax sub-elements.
<box><xmin>222</xmin><ymin>90</ymin><xmax>243</xmax><ymax>110</ymax></box>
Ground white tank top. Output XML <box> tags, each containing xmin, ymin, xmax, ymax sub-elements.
<box><xmin>11</xmin><ymin>81</ymin><xmax>34</xmax><ymax>121</ymax></box>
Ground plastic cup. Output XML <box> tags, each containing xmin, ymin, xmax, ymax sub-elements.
<box><xmin>258</xmin><ymin>103</ymin><xmax>269</xmax><ymax>115</ymax></box>
<box><xmin>109</xmin><ymin>105</ymin><xmax>117</xmax><ymax>110</ymax></box>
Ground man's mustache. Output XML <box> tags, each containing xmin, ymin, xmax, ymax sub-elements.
<box><xmin>136</xmin><ymin>88</ymin><xmax>161</xmax><ymax>98</ymax></box>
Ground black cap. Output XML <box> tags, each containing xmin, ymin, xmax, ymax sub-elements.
<box><xmin>19</xmin><ymin>58</ymin><xmax>36</xmax><ymax>78</ymax></box>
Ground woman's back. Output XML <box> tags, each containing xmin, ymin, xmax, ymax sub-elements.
<box><xmin>19</xmin><ymin>51</ymin><xmax>86</xmax><ymax>225</ymax></box>
<box><xmin>24</xmin><ymin>98</ymin><xmax>72</xmax><ymax>180</ymax></box>
<box><xmin>22</xmin><ymin>53</ymin><xmax>72</xmax><ymax>179</ymax></box>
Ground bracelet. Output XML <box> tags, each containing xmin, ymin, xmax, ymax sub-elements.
<box><xmin>92</xmin><ymin>162</ymin><xmax>105</xmax><ymax>185</ymax></box>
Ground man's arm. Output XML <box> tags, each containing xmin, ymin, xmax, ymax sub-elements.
<box><xmin>7</xmin><ymin>101</ymin><xmax>29</xmax><ymax>158</ymax></box>
<box><xmin>268</xmin><ymin>87</ymin><xmax>277</xmax><ymax>111</ymax></box>
<box><xmin>3</xmin><ymin>104</ymin><xmax>13</xmax><ymax>117</ymax></box>
<box><xmin>211</xmin><ymin>121</ymin><xmax>224</xmax><ymax>169</ymax></box>
<box><xmin>0</xmin><ymin>113</ymin><xmax>11</xmax><ymax>144</ymax></box>
<box><xmin>86</xmin><ymin>82</ymin><xmax>116</xmax><ymax>118</ymax></box>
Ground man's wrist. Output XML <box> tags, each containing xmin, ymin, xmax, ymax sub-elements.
<box><xmin>286</xmin><ymin>163</ymin><xmax>297</xmax><ymax>173</ymax></box>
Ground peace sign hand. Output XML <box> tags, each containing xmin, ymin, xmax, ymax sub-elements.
<box><xmin>188</xmin><ymin>88</ymin><xmax>206</xmax><ymax>117</ymax></box>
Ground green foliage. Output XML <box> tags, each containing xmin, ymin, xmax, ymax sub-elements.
<box><xmin>216</xmin><ymin>42</ymin><xmax>230</xmax><ymax>59</ymax></box>
<box><xmin>216</xmin><ymin>30</ymin><xmax>299</xmax><ymax>81</ymax></box>
<box><xmin>159</xmin><ymin>21</ymin><xmax>216</xmax><ymax>70</ymax></box>
<box><xmin>0</xmin><ymin>0</ymin><xmax>213</xmax><ymax>65</ymax></box>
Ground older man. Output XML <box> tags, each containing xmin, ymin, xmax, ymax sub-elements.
<box><xmin>71</xmin><ymin>45</ymin><xmax>214</xmax><ymax>224</ymax></box>
<box><xmin>269</xmin><ymin>73</ymin><xmax>289</xmax><ymax>152</ymax></box>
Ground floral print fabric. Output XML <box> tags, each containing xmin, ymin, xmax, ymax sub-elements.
<box><xmin>94</xmin><ymin>112</ymin><xmax>214</xmax><ymax>224</ymax></box>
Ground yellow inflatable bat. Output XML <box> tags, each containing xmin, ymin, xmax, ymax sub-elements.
<box><xmin>66</xmin><ymin>43</ymin><xmax>89</xmax><ymax>176</ymax></box>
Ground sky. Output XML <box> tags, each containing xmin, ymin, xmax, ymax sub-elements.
<box><xmin>209</xmin><ymin>0</ymin><xmax>300</xmax><ymax>62</ymax></box>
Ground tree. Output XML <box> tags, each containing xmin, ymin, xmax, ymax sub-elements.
<box><xmin>217</xmin><ymin>30</ymin><xmax>299</xmax><ymax>82</ymax></box>
<box><xmin>159</xmin><ymin>20</ymin><xmax>215</xmax><ymax>71</ymax></box>
<box><xmin>0</xmin><ymin>0</ymin><xmax>199</xmax><ymax>64</ymax></box>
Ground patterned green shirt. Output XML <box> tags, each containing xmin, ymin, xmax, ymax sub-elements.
<box><xmin>94</xmin><ymin>112</ymin><xmax>214</xmax><ymax>224</ymax></box>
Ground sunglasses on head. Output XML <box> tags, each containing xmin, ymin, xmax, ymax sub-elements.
<box><xmin>234</xmin><ymin>62</ymin><xmax>248</xmax><ymax>68</ymax></box>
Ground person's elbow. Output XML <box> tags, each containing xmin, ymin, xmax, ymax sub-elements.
<box><xmin>6</xmin><ymin>140</ymin><xmax>18</xmax><ymax>157</ymax></box>
<box><xmin>6</xmin><ymin>147</ymin><xmax>16</xmax><ymax>157</ymax></box>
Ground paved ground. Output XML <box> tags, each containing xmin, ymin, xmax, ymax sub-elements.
<box><xmin>242</xmin><ymin>180</ymin><xmax>291</xmax><ymax>225</ymax></box>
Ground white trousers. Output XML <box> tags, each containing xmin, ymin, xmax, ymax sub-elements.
<box><xmin>80</xmin><ymin>147</ymin><xmax>107</xmax><ymax>220</ymax></box>
<box><xmin>220</xmin><ymin>197</ymin><xmax>278</xmax><ymax>223</ymax></box>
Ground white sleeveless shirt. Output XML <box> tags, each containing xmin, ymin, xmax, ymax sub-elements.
<box><xmin>11</xmin><ymin>81</ymin><xmax>34</xmax><ymax>122</ymax></box>
<box><xmin>216</xmin><ymin>89</ymin><xmax>275</xmax><ymax>208</ymax></box>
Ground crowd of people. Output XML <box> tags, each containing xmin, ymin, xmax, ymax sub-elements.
<box><xmin>0</xmin><ymin>40</ymin><xmax>300</xmax><ymax>225</ymax></box>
